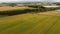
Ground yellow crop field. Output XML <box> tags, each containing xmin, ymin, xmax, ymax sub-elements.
<box><xmin>0</xmin><ymin>6</ymin><xmax>28</xmax><ymax>11</ymax></box>
<box><xmin>0</xmin><ymin>11</ymin><xmax>60</xmax><ymax>34</ymax></box>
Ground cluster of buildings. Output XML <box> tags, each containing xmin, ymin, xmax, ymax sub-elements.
<box><xmin>0</xmin><ymin>2</ymin><xmax>60</xmax><ymax>7</ymax></box>
<box><xmin>35</xmin><ymin>2</ymin><xmax>60</xmax><ymax>6</ymax></box>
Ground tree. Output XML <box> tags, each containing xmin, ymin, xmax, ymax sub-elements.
<box><xmin>8</xmin><ymin>3</ymin><xmax>16</xmax><ymax>7</ymax></box>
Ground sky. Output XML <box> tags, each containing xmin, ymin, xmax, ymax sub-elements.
<box><xmin>0</xmin><ymin>0</ymin><xmax>60</xmax><ymax>3</ymax></box>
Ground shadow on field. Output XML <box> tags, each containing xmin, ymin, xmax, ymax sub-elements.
<box><xmin>0</xmin><ymin>9</ymin><xmax>40</xmax><ymax>16</ymax></box>
<box><xmin>0</xmin><ymin>7</ymin><xmax>60</xmax><ymax>16</ymax></box>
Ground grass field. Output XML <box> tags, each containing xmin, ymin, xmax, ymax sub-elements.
<box><xmin>0</xmin><ymin>11</ymin><xmax>60</xmax><ymax>34</ymax></box>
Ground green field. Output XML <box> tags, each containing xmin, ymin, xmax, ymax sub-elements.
<box><xmin>0</xmin><ymin>11</ymin><xmax>60</xmax><ymax>34</ymax></box>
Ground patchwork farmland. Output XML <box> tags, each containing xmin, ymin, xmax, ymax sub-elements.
<box><xmin>0</xmin><ymin>6</ymin><xmax>60</xmax><ymax>34</ymax></box>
